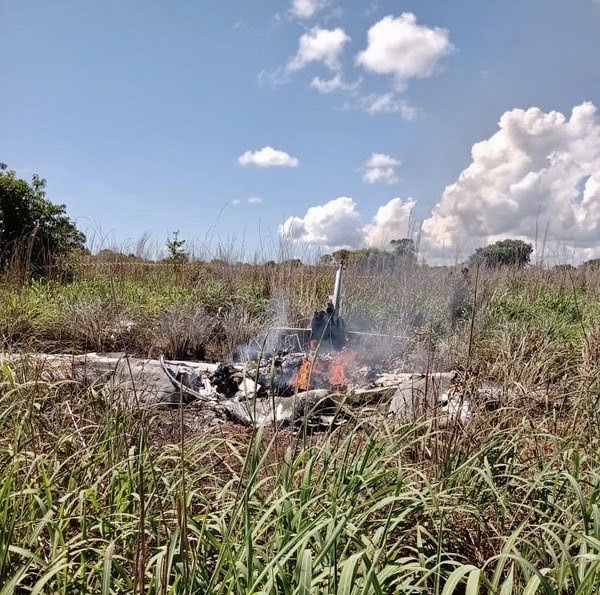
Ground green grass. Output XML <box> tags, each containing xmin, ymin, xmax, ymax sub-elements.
<box><xmin>2</xmin><ymin>260</ymin><xmax>600</xmax><ymax>592</ymax></box>
<box><xmin>1</xmin><ymin>355</ymin><xmax>599</xmax><ymax>593</ymax></box>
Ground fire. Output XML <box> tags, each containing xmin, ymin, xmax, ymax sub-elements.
<box><xmin>328</xmin><ymin>349</ymin><xmax>357</xmax><ymax>388</ymax></box>
<box><xmin>290</xmin><ymin>349</ymin><xmax>358</xmax><ymax>391</ymax></box>
<box><xmin>291</xmin><ymin>357</ymin><xmax>313</xmax><ymax>390</ymax></box>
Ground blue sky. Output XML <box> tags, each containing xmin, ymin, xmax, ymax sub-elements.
<box><xmin>2</xmin><ymin>1</ymin><xmax>600</xmax><ymax>261</ymax></box>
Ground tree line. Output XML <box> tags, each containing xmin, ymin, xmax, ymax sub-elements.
<box><xmin>2</xmin><ymin>165</ymin><xmax>596</xmax><ymax>281</ymax></box>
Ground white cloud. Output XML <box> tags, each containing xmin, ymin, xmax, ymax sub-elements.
<box><xmin>287</xmin><ymin>27</ymin><xmax>350</xmax><ymax>72</ymax></box>
<box><xmin>231</xmin><ymin>199</ymin><xmax>241</xmax><ymax>206</ymax></box>
<box><xmin>276</xmin><ymin>102</ymin><xmax>600</xmax><ymax>262</ymax></box>
<box><xmin>359</xmin><ymin>93</ymin><xmax>419</xmax><ymax>119</ymax></box>
<box><xmin>356</xmin><ymin>13</ymin><xmax>453</xmax><ymax>89</ymax></box>
<box><xmin>257</xmin><ymin>67</ymin><xmax>290</xmax><ymax>88</ymax></box>
<box><xmin>422</xmin><ymin>102</ymin><xmax>600</xmax><ymax>259</ymax></box>
<box><xmin>238</xmin><ymin>146</ymin><xmax>300</xmax><ymax>168</ymax></box>
<box><xmin>363</xmin><ymin>197</ymin><xmax>415</xmax><ymax>247</ymax></box>
<box><xmin>310</xmin><ymin>73</ymin><xmax>361</xmax><ymax>94</ymax></box>
<box><xmin>363</xmin><ymin>152</ymin><xmax>401</xmax><ymax>184</ymax></box>
<box><xmin>279</xmin><ymin>197</ymin><xmax>363</xmax><ymax>248</ymax></box>
<box><xmin>248</xmin><ymin>196</ymin><xmax>263</xmax><ymax>205</ymax></box>
<box><xmin>279</xmin><ymin>196</ymin><xmax>414</xmax><ymax>249</ymax></box>
<box><xmin>290</xmin><ymin>0</ymin><xmax>329</xmax><ymax>19</ymax></box>
<box><xmin>365</xmin><ymin>153</ymin><xmax>401</xmax><ymax>168</ymax></box>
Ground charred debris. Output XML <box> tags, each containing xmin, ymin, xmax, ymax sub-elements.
<box><xmin>6</xmin><ymin>261</ymin><xmax>488</xmax><ymax>431</ymax></box>
<box><xmin>154</xmin><ymin>260</ymin><xmax>482</xmax><ymax>429</ymax></box>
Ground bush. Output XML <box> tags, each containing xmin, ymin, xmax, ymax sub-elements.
<box><xmin>0</xmin><ymin>164</ymin><xmax>85</xmax><ymax>281</ymax></box>
<box><xmin>470</xmin><ymin>238</ymin><xmax>533</xmax><ymax>268</ymax></box>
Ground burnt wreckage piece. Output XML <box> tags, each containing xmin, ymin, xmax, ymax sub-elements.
<box><xmin>310</xmin><ymin>304</ymin><xmax>346</xmax><ymax>351</ymax></box>
<box><xmin>310</xmin><ymin>260</ymin><xmax>347</xmax><ymax>351</ymax></box>
<box><xmin>252</xmin><ymin>258</ymin><xmax>404</xmax><ymax>356</ymax></box>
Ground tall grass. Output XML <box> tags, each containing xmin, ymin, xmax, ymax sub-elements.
<box><xmin>0</xmin><ymin>351</ymin><xmax>599</xmax><ymax>593</ymax></box>
<box><xmin>4</xmin><ymin>256</ymin><xmax>600</xmax><ymax>363</ymax></box>
<box><xmin>2</xmin><ymin>258</ymin><xmax>600</xmax><ymax>592</ymax></box>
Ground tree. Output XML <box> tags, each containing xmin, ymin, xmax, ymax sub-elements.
<box><xmin>469</xmin><ymin>238</ymin><xmax>533</xmax><ymax>268</ymax></box>
<box><xmin>162</xmin><ymin>230</ymin><xmax>189</xmax><ymax>264</ymax></box>
<box><xmin>320</xmin><ymin>248</ymin><xmax>396</xmax><ymax>271</ymax></box>
<box><xmin>320</xmin><ymin>242</ymin><xmax>419</xmax><ymax>271</ymax></box>
<box><xmin>390</xmin><ymin>238</ymin><xmax>417</xmax><ymax>263</ymax></box>
<box><xmin>581</xmin><ymin>258</ymin><xmax>600</xmax><ymax>269</ymax></box>
<box><xmin>91</xmin><ymin>249</ymin><xmax>145</xmax><ymax>263</ymax></box>
<box><xmin>0</xmin><ymin>164</ymin><xmax>85</xmax><ymax>279</ymax></box>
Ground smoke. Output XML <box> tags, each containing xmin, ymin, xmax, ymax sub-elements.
<box><xmin>233</xmin><ymin>297</ymin><xmax>295</xmax><ymax>362</ymax></box>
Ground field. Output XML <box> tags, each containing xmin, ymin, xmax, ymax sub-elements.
<box><xmin>1</xmin><ymin>257</ymin><xmax>600</xmax><ymax>594</ymax></box>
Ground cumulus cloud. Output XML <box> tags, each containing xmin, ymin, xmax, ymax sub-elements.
<box><xmin>280</xmin><ymin>197</ymin><xmax>363</xmax><ymax>248</ymax></box>
<box><xmin>356</xmin><ymin>13</ymin><xmax>453</xmax><ymax>89</ymax></box>
<box><xmin>362</xmin><ymin>152</ymin><xmax>401</xmax><ymax>184</ymax></box>
<box><xmin>276</xmin><ymin>102</ymin><xmax>600</xmax><ymax>261</ymax></box>
<box><xmin>231</xmin><ymin>199</ymin><xmax>241</xmax><ymax>206</ymax></box>
<box><xmin>310</xmin><ymin>73</ymin><xmax>361</xmax><ymax>94</ymax></box>
<box><xmin>287</xmin><ymin>27</ymin><xmax>350</xmax><ymax>72</ymax></box>
<box><xmin>422</xmin><ymin>102</ymin><xmax>600</xmax><ymax>259</ymax></box>
<box><xmin>359</xmin><ymin>93</ymin><xmax>419</xmax><ymax>119</ymax></box>
<box><xmin>238</xmin><ymin>146</ymin><xmax>300</xmax><ymax>168</ymax></box>
<box><xmin>363</xmin><ymin>198</ymin><xmax>415</xmax><ymax>247</ymax></box>
<box><xmin>248</xmin><ymin>196</ymin><xmax>263</xmax><ymax>205</ymax></box>
<box><xmin>290</xmin><ymin>0</ymin><xmax>329</xmax><ymax>19</ymax></box>
<box><xmin>279</xmin><ymin>196</ymin><xmax>414</xmax><ymax>249</ymax></box>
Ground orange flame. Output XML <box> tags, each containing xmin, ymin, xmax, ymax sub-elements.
<box><xmin>291</xmin><ymin>358</ymin><xmax>312</xmax><ymax>390</ymax></box>
<box><xmin>328</xmin><ymin>349</ymin><xmax>357</xmax><ymax>388</ymax></box>
<box><xmin>290</xmin><ymin>349</ymin><xmax>358</xmax><ymax>391</ymax></box>
<box><xmin>290</xmin><ymin>355</ymin><xmax>326</xmax><ymax>390</ymax></box>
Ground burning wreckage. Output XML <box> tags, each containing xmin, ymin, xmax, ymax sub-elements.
<box><xmin>153</xmin><ymin>261</ymin><xmax>476</xmax><ymax>428</ymax></box>
<box><xmin>15</xmin><ymin>262</ymin><xmax>482</xmax><ymax>429</ymax></box>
